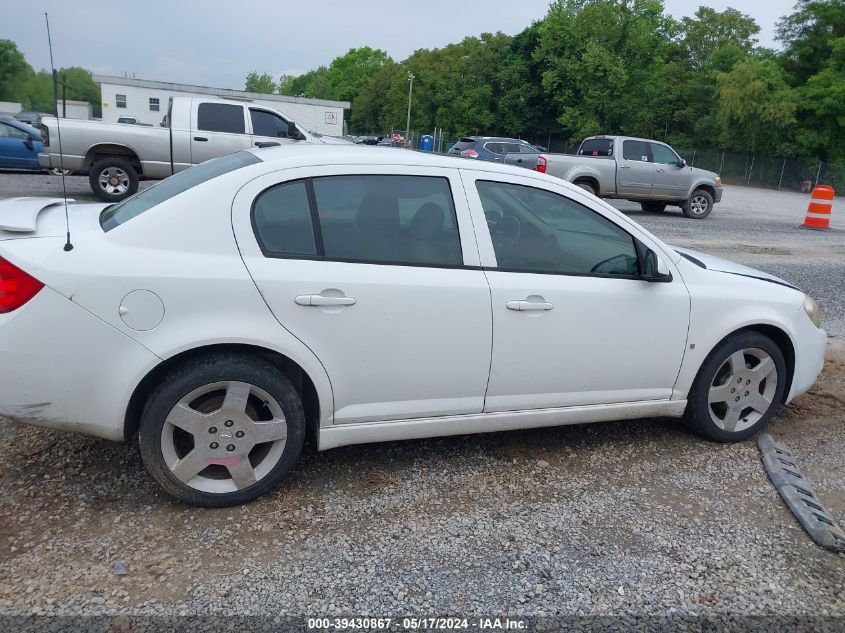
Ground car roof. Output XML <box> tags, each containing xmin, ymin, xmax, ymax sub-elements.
<box><xmin>245</xmin><ymin>143</ymin><xmax>552</xmax><ymax>180</ymax></box>
<box><xmin>461</xmin><ymin>136</ymin><xmax>531</xmax><ymax>143</ymax></box>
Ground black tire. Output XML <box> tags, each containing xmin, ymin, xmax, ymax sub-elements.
<box><xmin>138</xmin><ymin>354</ymin><xmax>306</xmax><ymax>507</ymax></box>
<box><xmin>574</xmin><ymin>181</ymin><xmax>597</xmax><ymax>196</ymax></box>
<box><xmin>684</xmin><ymin>331</ymin><xmax>787</xmax><ymax>443</ymax></box>
<box><xmin>641</xmin><ymin>201</ymin><xmax>667</xmax><ymax>213</ymax></box>
<box><xmin>682</xmin><ymin>188</ymin><xmax>714</xmax><ymax>219</ymax></box>
<box><xmin>89</xmin><ymin>156</ymin><xmax>139</xmax><ymax>202</ymax></box>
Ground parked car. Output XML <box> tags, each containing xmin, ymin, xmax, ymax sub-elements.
<box><xmin>14</xmin><ymin>111</ymin><xmax>41</xmax><ymax>126</ymax></box>
<box><xmin>0</xmin><ymin>145</ymin><xmax>825</xmax><ymax>506</ymax></box>
<box><xmin>517</xmin><ymin>135</ymin><xmax>723</xmax><ymax>219</ymax></box>
<box><xmin>0</xmin><ymin>117</ymin><xmax>44</xmax><ymax>171</ymax></box>
<box><xmin>117</xmin><ymin>116</ymin><xmax>141</xmax><ymax>125</ymax></box>
<box><xmin>38</xmin><ymin>96</ymin><xmax>347</xmax><ymax>202</ymax></box>
<box><xmin>449</xmin><ymin>136</ymin><xmax>541</xmax><ymax>162</ymax></box>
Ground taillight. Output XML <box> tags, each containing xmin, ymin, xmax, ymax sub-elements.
<box><xmin>460</xmin><ymin>149</ymin><xmax>479</xmax><ymax>158</ymax></box>
<box><xmin>0</xmin><ymin>256</ymin><xmax>44</xmax><ymax>313</ymax></box>
<box><xmin>536</xmin><ymin>155</ymin><xmax>547</xmax><ymax>173</ymax></box>
<box><xmin>40</xmin><ymin>124</ymin><xmax>49</xmax><ymax>147</ymax></box>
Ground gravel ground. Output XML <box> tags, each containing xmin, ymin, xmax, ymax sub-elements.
<box><xmin>0</xmin><ymin>172</ymin><xmax>843</xmax><ymax>628</ymax></box>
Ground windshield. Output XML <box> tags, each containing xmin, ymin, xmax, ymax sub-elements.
<box><xmin>100</xmin><ymin>151</ymin><xmax>262</xmax><ymax>231</ymax></box>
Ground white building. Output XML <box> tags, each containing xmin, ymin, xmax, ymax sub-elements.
<box><xmin>93</xmin><ymin>74</ymin><xmax>349</xmax><ymax>136</ymax></box>
<box><xmin>56</xmin><ymin>99</ymin><xmax>92</xmax><ymax>120</ymax></box>
<box><xmin>0</xmin><ymin>102</ymin><xmax>22</xmax><ymax>117</ymax></box>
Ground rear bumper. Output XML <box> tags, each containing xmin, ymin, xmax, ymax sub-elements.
<box><xmin>0</xmin><ymin>285</ymin><xmax>161</xmax><ymax>441</ymax></box>
<box><xmin>37</xmin><ymin>153</ymin><xmax>84</xmax><ymax>171</ymax></box>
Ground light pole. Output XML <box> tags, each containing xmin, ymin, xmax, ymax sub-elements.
<box><xmin>405</xmin><ymin>71</ymin><xmax>415</xmax><ymax>148</ymax></box>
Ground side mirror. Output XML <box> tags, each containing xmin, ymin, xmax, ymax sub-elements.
<box><xmin>641</xmin><ymin>248</ymin><xmax>673</xmax><ymax>282</ymax></box>
<box><xmin>678</xmin><ymin>158</ymin><xmax>687</xmax><ymax>168</ymax></box>
<box><xmin>287</xmin><ymin>120</ymin><xmax>303</xmax><ymax>140</ymax></box>
<box><xmin>23</xmin><ymin>137</ymin><xmax>34</xmax><ymax>151</ymax></box>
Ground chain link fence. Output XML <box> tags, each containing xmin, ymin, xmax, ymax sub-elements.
<box><xmin>355</xmin><ymin>130</ymin><xmax>843</xmax><ymax>194</ymax></box>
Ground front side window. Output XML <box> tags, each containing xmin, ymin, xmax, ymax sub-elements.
<box><xmin>650</xmin><ymin>143</ymin><xmax>680</xmax><ymax>165</ymax></box>
<box><xmin>250</xmin><ymin>109</ymin><xmax>288</xmax><ymax>138</ymax></box>
<box><xmin>197</xmin><ymin>103</ymin><xmax>245</xmax><ymax>134</ymax></box>
<box><xmin>0</xmin><ymin>123</ymin><xmax>29</xmax><ymax>139</ymax></box>
<box><xmin>253</xmin><ymin>175</ymin><xmax>463</xmax><ymax>267</ymax></box>
<box><xmin>149</xmin><ymin>98</ymin><xmax>160</xmax><ymax>112</ymax></box>
<box><xmin>115</xmin><ymin>94</ymin><xmax>127</xmax><ymax>108</ymax></box>
<box><xmin>622</xmin><ymin>140</ymin><xmax>651</xmax><ymax>162</ymax></box>
<box><xmin>101</xmin><ymin>151</ymin><xmax>261</xmax><ymax>231</ymax></box>
<box><xmin>476</xmin><ymin>180</ymin><xmax>639</xmax><ymax>277</ymax></box>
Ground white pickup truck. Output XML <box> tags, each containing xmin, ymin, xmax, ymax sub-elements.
<box><xmin>507</xmin><ymin>135</ymin><xmax>723</xmax><ymax>219</ymax></box>
<box><xmin>38</xmin><ymin>97</ymin><xmax>344</xmax><ymax>202</ymax></box>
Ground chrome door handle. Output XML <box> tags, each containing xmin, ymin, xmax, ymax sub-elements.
<box><xmin>506</xmin><ymin>300</ymin><xmax>553</xmax><ymax>311</ymax></box>
<box><xmin>656</xmin><ymin>168</ymin><xmax>665</xmax><ymax>173</ymax></box>
<box><xmin>295</xmin><ymin>295</ymin><xmax>356</xmax><ymax>306</ymax></box>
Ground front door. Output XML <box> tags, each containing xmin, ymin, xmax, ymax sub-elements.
<box><xmin>616</xmin><ymin>139</ymin><xmax>654</xmax><ymax>198</ymax></box>
<box><xmin>190</xmin><ymin>101</ymin><xmax>252</xmax><ymax>165</ymax></box>
<box><xmin>0</xmin><ymin>122</ymin><xmax>38</xmax><ymax>168</ymax></box>
<box><xmin>248</xmin><ymin>108</ymin><xmax>299</xmax><ymax>150</ymax></box>
<box><xmin>650</xmin><ymin>142</ymin><xmax>692</xmax><ymax>199</ymax></box>
<box><xmin>461</xmin><ymin>170</ymin><xmax>690</xmax><ymax>411</ymax></box>
<box><xmin>232</xmin><ymin>165</ymin><xmax>492</xmax><ymax>424</ymax></box>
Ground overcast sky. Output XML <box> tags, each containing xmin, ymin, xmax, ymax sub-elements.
<box><xmin>5</xmin><ymin>0</ymin><xmax>797</xmax><ymax>90</ymax></box>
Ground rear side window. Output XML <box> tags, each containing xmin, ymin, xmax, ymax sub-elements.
<box><xmin>252</xmin><ymin>181</ymin><xmax>316</xmax><ymax>255</ymax></box>
<box><xmin>253</xmin><ymin>175</ymin><xmax>463</xmax><ymax>267</ymax></box>
<box><xmin>197</xmin><ymin>103</ymin><xmax>245</xmax><ymax>134</ymax></box>
<box><xmin>100</xmin><ymin>151</ymin><xmax>261</xmax><ymax>231</ymax></box>
<box><xmin>578</xmin><ymin>139</ymin><xmax>613</xmax><ymax>156</ymax></box>
<box><xmin>450</xmin><ymin>139</ymin><xmax>476</xmax><ymax>152</ymax></box>
<box><xmin>622</xmin><ymin>140</ymin><xmax>651</xmax><ymax>162</ymax></box>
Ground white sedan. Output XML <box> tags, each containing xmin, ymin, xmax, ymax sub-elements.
<box><xmin>0</xmin><ymin>145</ymin><xmax>826</xmax><ymax>506</ymax></box>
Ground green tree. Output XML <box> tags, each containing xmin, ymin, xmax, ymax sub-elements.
<box><xmin>0</xmin><ymin>40</ymin><xmax>34</xmax><ymax>102</ymax></box>
<box><xmin>715</xmin><ymin>58</ymin><xmax>797</xmax><ymax>153</ymax></box>
<box><xmin>679</xmin><ymin>7</ymin><xmax>759</xmax><ymax>69</ymax></box>
<box><xmin>325</xmin><ymin>47</ymin><xmax>393</xmax><ymax>103</ymax></box>
<box><xmin>244</xmin><ymin>71</ymin><xmax>277</xmax><ymax>94</ymax></box>
<box><xmin>795</xmin><ymin>36</ymin><xmax>845</xmax><ymax>161</ymax></box>
<box><xmin>777</xmin><ymin>0</ymin><xmax>845</xmax><ymax>84</ymax></box>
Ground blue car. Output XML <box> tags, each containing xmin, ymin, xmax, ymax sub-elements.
<box><xmin>0</xmin><ymin>117</ymin><xmax>44</xmax><ymax>171</ymax></box>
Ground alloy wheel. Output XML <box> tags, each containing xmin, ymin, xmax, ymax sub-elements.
<box><xmin>160</xmin><ymin>381</ymin><xmax>288</xmax><ymax>494</ymax></box>
<box><xmin>98</xmin><ymin>167</ymin><xmax>130</xmax><ymax>196</ymax></box>
<box><xmin>707</xmin><ymin>347</ymin><xmax>778</xmax><ymax>433</ymax></box>
<box><xmin>689</xmin><ymin>195</ymin><xmax>709</xmax><ymax>216</ymax></box>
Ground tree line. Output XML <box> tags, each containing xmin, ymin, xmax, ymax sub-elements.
<box><xmin>247</xmin><ymin>0</ymin><xmax>845</xmax><ymax>163</ymax></box>
<box><xmin>1</xmin><ymin>0</ymin><xmax>842</xmax><ymax>163</ymax></box>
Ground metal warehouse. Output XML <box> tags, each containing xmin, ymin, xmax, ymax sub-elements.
<box><xmin>93</xmin><ymin>74</ymin><xmax>349</xmax><ymax>136</ymax></box>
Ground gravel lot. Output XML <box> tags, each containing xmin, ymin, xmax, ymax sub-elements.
<box><xmin>1</xmin><ymin>171</ymin><xmax>843</xmax><ymax>628</ymax></box>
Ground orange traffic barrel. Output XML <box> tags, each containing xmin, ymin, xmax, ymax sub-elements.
<box><xmin>801</xmin><ymin>185</ymin><xmax>834</xmax><ymax>230</ymax></box>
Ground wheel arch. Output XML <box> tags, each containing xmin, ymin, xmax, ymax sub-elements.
<box><xmin>123</xmin><ymin>343</ymin><xmax>321</xmax><ymax>444</ymax></box>
<box><xmin>694</xmin><ymin>323</ymin><xmax>795</xmax><ymax>403</ymax></box>
<box><xmin>688</xmin><ymin>182</ymin><xmax>716</xmax><ymax>200</ymax></box>
<box><xmin>571</xmin><ymin>175</ymin><xmax>600</xmax><ymax>193</ymax></box>
<box><xmin>84</xmin><ymin>143</ymin><xmax>143</xmax><ymax>175</ymax></box>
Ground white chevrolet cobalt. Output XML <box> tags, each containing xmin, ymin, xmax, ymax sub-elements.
<box><xmin>0</xmin><ymin>145</ymin><xmax>826</xmax><ymax>506</ymax></box>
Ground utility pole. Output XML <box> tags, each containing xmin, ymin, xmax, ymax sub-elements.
<box><xmin>405</xmin><ymin>71</ymin><xmax>415</xmax><ymax>148</ymax></box>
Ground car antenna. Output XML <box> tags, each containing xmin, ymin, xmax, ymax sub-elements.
<box><xmin>45</xmin><ymin>12</ymin><xmax>73</xmax><ymax>252</ymax></box>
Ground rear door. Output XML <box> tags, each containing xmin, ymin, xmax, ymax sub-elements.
<box><xmin>649</xmin><ymin>142</ymin><xmax>691</xmax><ymax>199</ymax></box>
<box><xmin>248</xmin><ymin>108</ymin><xmax>299</xmax><ymax>149</ymax></box>
<box><xmin>190</xmin><ymin>101</ymin><xmax>252</xmax><ymax>164</ymax></box>
<box><xmin>232</xmin><ymin>164</ymin><xmax>492</xmax><ymax>425</ymax></box>
<box><xmin>616</xmin><ymin>139</ymin><xmax>654</xmax><ymax>198</ymax></box>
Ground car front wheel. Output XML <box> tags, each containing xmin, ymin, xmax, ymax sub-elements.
<box><xmin>138</xmin><ymin>354</ymin><xmax>305</xmax><ymax>506</ymax></box>
<box><xmin>682</xmin><ymin>189</ymin><xmax>714</xmax><ymax>219</ymax></box>
<box><xmin>684</xmin><ymin>332</ymin><xmax>786</xmax><ymax>442</ymax></box>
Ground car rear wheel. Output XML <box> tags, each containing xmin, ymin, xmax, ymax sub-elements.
<box><xmin>641</xmin><ymin>201</ymin><xmax>667</xmax><ymax>213</ymax></box>
<box><xmin>574</xmin><ymin>181</ymin><xmax>597</xmax><ymax>196</ymax></box>
<box><xmin>89</xmin><ymin>157</ymin><xmax>139</xmax><ymax>203</ymax></box>
<box><xmin>138</xmin><ymin>354</ymin><xmax>305</xmax><ymax>506</ymax></box>
<box><xmin>684</xmin><ymin>332</ymin><xmax>786</xmax><ymax>442</ymax></box>
<box><xmin>682</xmin><ymin>189</ymin><xmax>713</xmax><ymax>219</ymax></box>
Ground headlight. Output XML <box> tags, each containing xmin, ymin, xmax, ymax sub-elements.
<box><xmin>803</xmin><ymin>295</ymin><xmax>822</xmax><ymax>328</ymax></box>
<box><xmin>715</xmin><ymin>176</ymin><xmax>722</xmax><ymax>186</ymax></box>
